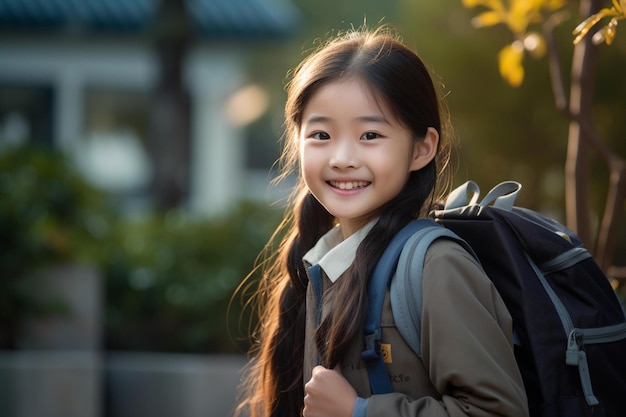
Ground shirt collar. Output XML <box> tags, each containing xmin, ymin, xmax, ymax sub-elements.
<box><xmin>302</xmin><ymin>220</ymin><xmax>377</xmax><ymax>283</ymax></box>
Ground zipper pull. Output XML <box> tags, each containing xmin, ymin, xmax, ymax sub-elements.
<box><xmin>566</xmin><ymin>329</ymin><xmax>581</xmax><ymax>365</ymax></box>
<box><xmin>565</xmin><ymin>329</ymin><xmax>600</xmax><ymax>406</ymax></box>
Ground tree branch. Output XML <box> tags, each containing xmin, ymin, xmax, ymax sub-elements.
<box><xmin>595</xmin><ymin>161</ymin><xmax>626</xmax><ymax>269</ymax></box>
<box><xmin>543</xmin><ymin>11</ymin><xmax>570</xmax><ymax>111</ymax></box>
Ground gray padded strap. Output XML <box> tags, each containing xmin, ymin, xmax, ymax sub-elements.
<box><xmin>478</xmin><ymin>181</ymin><xmax>522</xmax><ymax>211</ymax></box>
<box><xmin>444</xmin><ymin>180</ymin><xmax>480</xmax><ymax>210</ymax></box>
<box><xmin>390</xmin><ymin>227</ymin><xmax>476</xmax><ymax>357</ymax></box>
<box><xmin>445</xmin><ymin>180</ymin><xmax>522</xmax><ymax>211</ymax></box>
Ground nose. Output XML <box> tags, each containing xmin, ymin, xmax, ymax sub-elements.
<box><xmin>329</xmin><ymin>139</ymin><xmax>359</xmax><ymax>169</ymax></box>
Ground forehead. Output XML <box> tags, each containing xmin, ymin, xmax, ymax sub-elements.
<box><xmin>303</xmin><ymin>77</ymin><xmax>392</xmax><ymax>119</ymax></box>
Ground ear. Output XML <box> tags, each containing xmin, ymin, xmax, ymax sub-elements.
<box><xmin>409</xmin><ymin>127</ymin><xmax>439</xmax><ymax>172</ymax></box>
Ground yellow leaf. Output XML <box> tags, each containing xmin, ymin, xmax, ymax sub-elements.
<box><xmin>573</xmin><ymin>9</ymin><xmax>612</xmax><ymax>44</ymax></box>
<box><xmin>462</xmin><ymin>0</ymin><xmax>504</xmax><ymax>11</ymax></box>
<box><xmin>498</xmin><ymin>43</ymin><xmax>525</xmax><ymax>87</ymax></box>
<box><xmin>511</xmin><ymin>0</ymin><xmax>544</xmax><ymax>16</ymax></box>
<box><xmin>527</xmin><ymin>0</ymin><xmax>545</xmax><ymax>12</ymax></box>
<box><xmin>473</xmin><ymin>11</ymin><xmax>505</xmax><ymax>27</ymax></box>
<box><xmin>547</xmin><ymin>0</ymin><xmax>567</xmax><ymax>10</ymax></box>
<box><xmin>606</xmin><ymin>19</ymin><xmax>619</xmax><ymax>44</ymax></box>
<box><xmin>573</xmin><ymin>14</ymin><xmax>601</xmax><ymax>36</ymax></box>
<box><xmin>613</xmin><ymin>0</ymin><xmax>624</xmax><ymax>13</ymax></box>
<box><xmin>507</xmin><ymin>15</ymin><xmax>530</xmax><ymax>34</ymax></box>
<box><xmin>508</xmin><ymin>0</ymin><xmax>537</xmax><ymax>33</ymax></box>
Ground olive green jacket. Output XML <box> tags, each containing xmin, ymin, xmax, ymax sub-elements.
<box><xmin>303</xmin><ymin>226</ymin><xmax>529</xmax><ymax>417</ymax></box>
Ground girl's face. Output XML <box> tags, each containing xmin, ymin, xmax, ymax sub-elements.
<box><xmin>299</xmin><ymin>78</ymin><xmax>433</xmax><ymax>237</ymax></box>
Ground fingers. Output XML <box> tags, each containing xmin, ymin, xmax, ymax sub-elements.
<box><xmin>305</xmin><ymin>366</ymin><xmax>324</xmax><ymax>395</ymax></box>
<box><xmin>304</xmin><ymin>366</ymin><xmax>325</xmax><ymax>416</ymax></box>
<box><xmin>311</xmin><ymin>365</ymin><xmax>326</xmax><ymax>375</ymax></box>
<box><xmin>303</xmin><ymin>365</ymin><xmax>355</xmax><ymax>417</ymax></box>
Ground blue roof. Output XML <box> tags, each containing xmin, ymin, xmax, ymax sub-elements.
<box><xmin>0</xmin><ymin>0</ymin><xmax>301</xmax><ymax>38</ymax></box>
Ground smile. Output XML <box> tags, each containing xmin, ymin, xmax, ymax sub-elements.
<box><xmin>328</xmin><ymin>180</ymin><xmax>370</xmax><ymax>190</ymax></box>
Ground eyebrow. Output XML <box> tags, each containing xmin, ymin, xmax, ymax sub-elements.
<box><xmin>357</xmin><ymin>115</ymin><xmax>390</xmax><ymax>124</ymax></box>
<box><xmin>304</xmin><ymin>114</ymin><xmax>391</xmax><ymax>125</ymax></box>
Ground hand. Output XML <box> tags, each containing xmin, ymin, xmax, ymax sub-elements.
<box><xmin>303</xmin><ymin>365</ymin><xmax>357</xmax><ymax>417</ymax></box>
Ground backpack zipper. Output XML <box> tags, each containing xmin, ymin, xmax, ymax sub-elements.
<box><xmin>537</xmin><ymin>246</ymin><xmax>626</xmax><ymax>409</ymax></box>
<box><xmin>570</xmin><ymin>322</ymin><xmax>626</xmax><ymax>345</ymax></box>
<box><xmin>539</xmin><ymin>247</ymin><xmax>591</xmax><ymax>274</ymax></box>
<box><xmin>527</xmin><ymin>252</ymin><xmax>594</xmax><ymax>405</ymax></box>
<box><xmin>529</xmin><ymin>247</ymin><xmax>599</xmax><ymax>336</ymax></box>
<box><xmin>565</xmin><ymin>323</ymin><xmax>626</xmax><ymax>407</ymax></box>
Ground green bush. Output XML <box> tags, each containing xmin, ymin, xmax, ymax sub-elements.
<box><xmin>103</xmin><ymin>201</ymin><xmax>282</xmax><ymax>353</ymax></box>
<box><xmin>0</xmin><ymin>144</ymin><xmax>282</xmax><ymax>353</ymax></box>
<box><xmin>0</xmin><ymin>145</ymin><xmax>114</xmax><ymax>348</ymax></box>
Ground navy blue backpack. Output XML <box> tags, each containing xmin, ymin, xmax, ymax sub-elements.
<box><xmin>363</xmin><ymin>181</ymin><xmax>626</xmax><ymax>417</ymax></box>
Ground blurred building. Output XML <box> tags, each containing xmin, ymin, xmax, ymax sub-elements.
<box><xmin>0</xmin><ymin>0</ymin><xmax>300</xmax><ymax>214</ymax></box>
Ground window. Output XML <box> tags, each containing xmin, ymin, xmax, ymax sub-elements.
<box><xmin>78</xmin><ymin>89</ymin><xmax>152</xmax><ymax>204</ymax></box>
<box><xmin>0</xmin><ymin>84</ymin><xmax>54</xmax><ymax>149</ymax></box>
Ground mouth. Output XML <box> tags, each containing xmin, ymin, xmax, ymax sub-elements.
<box><xmin>328</xmin><ymin>180</ymin><xmax>370</xmax><ymax>190</ymax></box>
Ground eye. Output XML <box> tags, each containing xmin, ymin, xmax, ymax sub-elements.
<box><xmin>361</xmin><ymin>132</ymin><xmax>381</xmax><ymax>140</ymax></box>
<box><xmin>310</xmin><ymin>131</ymin><xmax>331</xmax><ymax>140</ymax></box>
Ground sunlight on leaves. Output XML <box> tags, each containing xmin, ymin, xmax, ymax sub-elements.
<box><xmin>573</xmin><ymin>0</ymin><xmax>625</xmax><ymax>45</ymax></box>
<box><xmin>462</xmin><ymin>0</ymin><xmax>505</xmax><ymax>11</ymax></box>
<box><xmin>473</xmin><ymin>10</ymin><xmax>506</xmax><ymax>27</ymax></box>
<box><xmin>463</xmin><ymin>0</ymin><xmax>565</xmax><ymax>86</ymax></box>
<box><xmin>465</xmin><ymin>0</ymin><xmax>565</xmax><ymax>34</ymax></box>
<box><xmin>499</xmin><ymin>41</ymin><xmax>525</xmax><ymax>87</ymax></box>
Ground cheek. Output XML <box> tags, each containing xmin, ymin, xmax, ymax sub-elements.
<box><xmin>299</xmin><ymin>144</ymin><xmax>318</xmax><ymax>182</ymax></box>
<box><xmin>376</xmin><ymin>150</ymin><xmax>414</xmax><ymax>187</ymax></box>
<box><xmin>376</xmin><ymin>148</ymin><xmax>412</xmax><ymax>173</ymax></box>
<box><xmin>299</xmin><ymin>139</ymin><xmax>310</xmax><ymax>167</ymax></box>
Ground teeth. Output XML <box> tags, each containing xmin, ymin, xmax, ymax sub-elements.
<box><xmin>330</xmin><ymin>181</ymin><xmax>369</xmax><ymax>190</ymax></box>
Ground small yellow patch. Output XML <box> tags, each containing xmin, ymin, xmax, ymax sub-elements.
<box><xmin>381</xmin><ymin>343</ymin><xmax>392</xmax><ymax>364</ymax></box>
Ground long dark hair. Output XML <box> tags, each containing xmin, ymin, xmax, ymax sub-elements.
<box><xmin>236</xmin><ymin>26</ymin><xmax>452</xmax><ymax>417</ymax></box>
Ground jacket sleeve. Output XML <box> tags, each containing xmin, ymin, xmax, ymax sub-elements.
<box><xmin>365</xmin><ymin>239</ymin><xmax>529</xmax><ymax>417</ymax></box>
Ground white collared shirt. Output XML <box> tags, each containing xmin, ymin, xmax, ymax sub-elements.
<box><xmin>302</xmin><ymin>220</ymin><xmax>377</xmax><ymax>282</ymax></box>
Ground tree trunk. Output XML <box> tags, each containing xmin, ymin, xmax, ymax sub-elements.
<box><xmin>565</xmin><ymin>0</ymin><xmax>600</xmax><ymax>249</ymax></box>
<box><xmin>566</xmin><ymin>0</ymin><xmax>626</xmax><ymax>277</ymax></box>
<box><xmin>148</xmin><ymin>0</ymin><xmax>191</xmax><ymax>210</ymax></box>
<box><xmin>595</xmin><ymin>156</ymin><xmax>626</xmax><ymax>270</ymax></box>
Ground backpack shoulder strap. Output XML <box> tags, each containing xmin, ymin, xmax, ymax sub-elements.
<box><xmin>364</xmin><ymin>219</ymin><xmax>476</xmax><ymax>394</ymax></box>
<box><xmin>363</xmin><ymin>219</ymin><xmax>443</xmax><ymax>394</ymax></box>
<box><xmin>390</xmin><ymin>227</ymin><xmax>474</xmax><ymax>358</ymax></box>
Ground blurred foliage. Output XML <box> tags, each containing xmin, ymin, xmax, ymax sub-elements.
<box><xmin>0</xmin><ymin>145</ymin><xmax>113</xmax><ymax>269</ymax></box>
<box><xmin>461</xmin><ymin>0</ymin><xmax>566</xmax><ymax>87</ymax></box>
<box><xmin>103</xmin><ymin>201</ymin><xmax>282</xmax><ymax>354</ymax></box>
<box><xmin>574</xmin><ymin>0</ymin><xmax>626</xmax><ymax>45</ymax></box>
<box><xmin>457</xmin><ymin>0</ymin><xmax>625</xmax><ymax>277</ymax></box>
<box><xmin>0</xmin><ymin>145</ymin><xmax>115</xmax><ymax>348</ymax></box>
<box><xmin>392</xmin><ymin>0</ymin><xmax>626</xmax><ymax>232</ymax></box>
<box><xmin>0</xmin><ymin>144</ymin><xmax>282</xmax><ymax>353</ymax></box>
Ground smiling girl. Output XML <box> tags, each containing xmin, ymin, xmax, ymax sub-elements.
<box><xmin>236</xmin><ymin>27</ymin><xmax>528</xmax><ymax>417</ymax></box>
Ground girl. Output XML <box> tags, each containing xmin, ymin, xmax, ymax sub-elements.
<box><xmin>236</xmin><ymin>27</ymin><xmax>529</xmax><ymax>417</ymax></box>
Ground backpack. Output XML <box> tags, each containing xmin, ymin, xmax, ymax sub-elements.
<box><xmin>363</xmin><ymin>180</ymin><xmax>626</xmax><ymax>417</ymax></box>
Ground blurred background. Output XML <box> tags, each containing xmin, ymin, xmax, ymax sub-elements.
<box><xmin>0</xmin><ymin>0</ymin><xmax>624</xmax><ymax>416</ymax></box>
